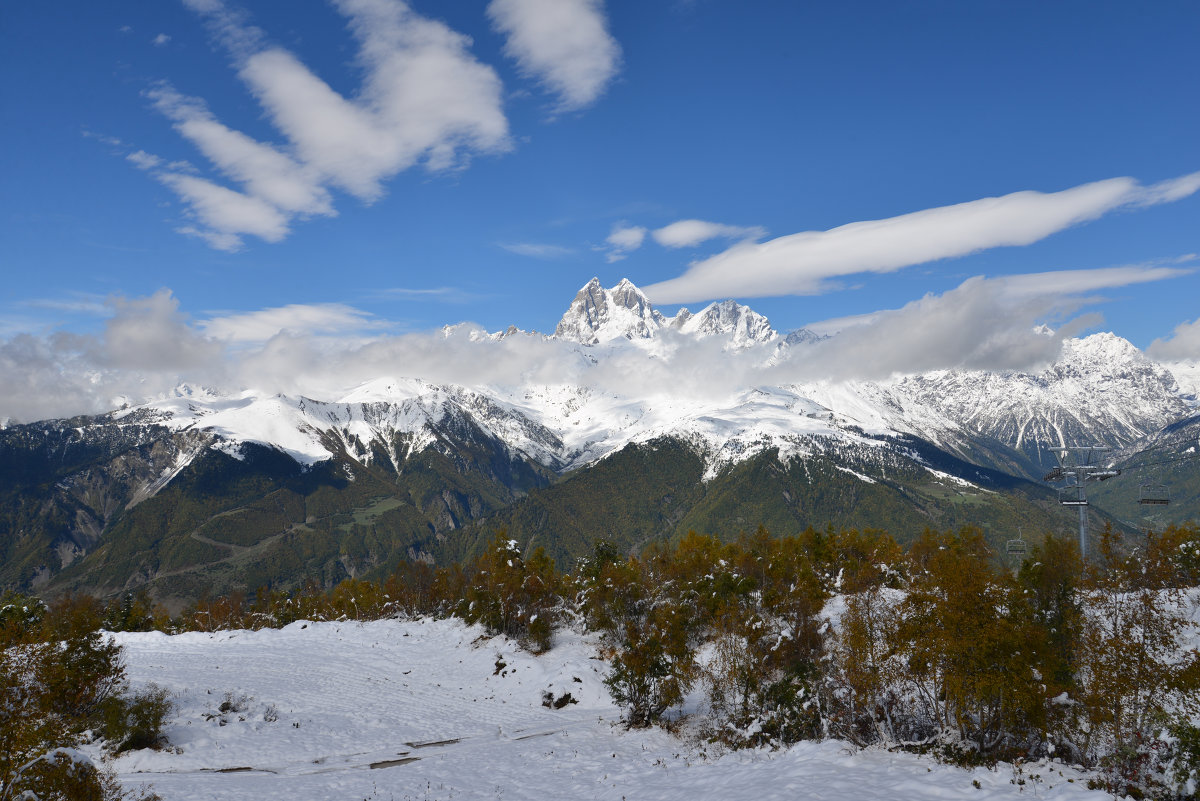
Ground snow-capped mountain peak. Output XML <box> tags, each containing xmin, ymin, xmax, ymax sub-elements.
<box><xmin>554</xmin><ymin>279</ymin><xmax>777</xmax><ymax>349</ymax></box>
<box><xmin>673</xmin><ymin>299</ymin><xmax>777</xmax><ymax>347</ymax></box>
<box><xmin>888</xmin><ymin>331</ymin><xmax>1188</xmax><ymax>459</ymax></box>
<box><xmin>1055</xmin><ymin>331</ymin><xmax>1150</xmax><ymax>376</ymax></box>
<box><xmin>782</xmin><ymin>328</ymin><xmax>827</xmax><ymax>346</ymax></box>
<box><xmin>554</xmin><ymin>277</ymin><xmax>667</xmax><ymax>344</ymax></box>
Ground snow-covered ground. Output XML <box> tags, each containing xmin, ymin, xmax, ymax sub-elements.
<box><xmin>109</xmin><ymin>618</ymin><xmax>1112</xmax><ymax>801</ymax></box>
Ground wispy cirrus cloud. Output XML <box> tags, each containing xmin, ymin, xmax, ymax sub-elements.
<box><xmin>126</xmin><ymin>131</ymin><xmax>301</xmax><ymax>251</ymax></box>
<box><xmin>651</xmin><ymin>219</ymin><xmax>766</xmax><ymax>249</ymax></box>
<box><xmin>200</xmin><ymin>303</ymin><xmax>388</xmax><ymax>343</ymax></box>
<box><xmin>487</xmin><ymin>0</ymin><xmax>621</xmax><ymax>112</ymax></box>
<box><xmin>603</xmin><ymin>222</ymin><xmax>646</xmax><ymax>262</ymax></box>
<box><xmin>643</xmin><ymin>172</ymin><xmax>1200</xmax><ymax>304</ymax></box>
<box><xmin>111</xmin><ymin>0</ymin><xmax>626</xmax><ymax>251</ymax></box>
<box><xmin>991</xmin><ymin>259</ymin><xmax>1195</xmax><ymax>299</ymax></box>
<box><xmin>500</xmin><ymin>242</ymin><xmax>576</xmax><ymax>259</ymax></box>
<box><xmin>21</xmin><ymin>293</ymin><xmax>111</xmax><ymax>317</ymax></box>
<box><xmin>373</xmin><ymin>286</ymin><xmax>481</xmax><ymax>304</ymax></box>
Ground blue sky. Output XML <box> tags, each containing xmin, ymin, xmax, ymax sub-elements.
<box><xmin>1</xmin><ymin>1</ymin><xmax>1199</xmax><ymax>420</ymax></box>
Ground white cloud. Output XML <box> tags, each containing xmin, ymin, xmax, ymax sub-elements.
<box><xmin>0</xmin><ymin>292</ymin><xmax>224</xmax><ymax>422</ymax></box>
<box><xmin>372</xmin><ymin>286</ymin><xmax>481</xmax><ymax>304</ymax></box>
<box><xmin>241</xmin><ymin>0</ymin><xmax>510</xmax><ymax>200</ymax></box>
<box><xmin>176</xmin><ymin>226</ymin><xmax>245</xmax><ymax>252</ymax></box>
<box><xmin>801</xmin><ymin>310</ymin><xmax>880</xmax><ymax>338</ymax></box>
<box><xmin>1132</xmin><ymin>172</ymin><xmax>1200</xmax><ymax>206</ymax></box>
<box><xmin>181</xmin><ymin>0</ymin><xmax>265</xmax><ymax>58</ymax></box>
<box><xmin>22</xmin><ymin>294</ymin><xmax>110</xmax><ymax>316</ymax></box>
<box><xmin>153</xmin><ymin>33</ymin><xmax>171</xmax><ymax>47</ymax></box>
<box><xmin>158</xmin><ymin>172</ymin><xmax>290</xmax><ymax>249</ymax></box>
<box><xmin>82</xmin><ymin>130</ymin><xmax>126</xmax><ymax>148</ymax></box>
<box><xmin>643</xmin><ymin>172</ymin><xmax>1200</xmax><ymax>305</ymax></box>
<box><xmin>148</xmin><ymin>85</ymin><xmax>333</xmax><ymax>216</ymax></box>
<box><xmin>0</xmin><ymin>333</ymin><xmax>110</xmax><ymax>423</ymax></box>
<box><xmin>134</xmin><ymin>0</ymin><xmax>510</xmax><ymax>248</ymax></box>
<box><xmin>377</xmin><ymin>287</ymin><xmax>458</xmax><ymax>297</ymax></box>
<box><xmin>1137</xmin><ymin>256</ymin><xmax>1200</xmax><ymax>364</ymax></box>
<box><xmin>96</xmin><ymin>290</ymin><xmax>222</xmax><ymax>372</ymax></box>
<box><xmin>0</xmin><ymin>265</ymin><xmax>1186</xmax><ymax>423</ymax></box>
<box><xmin>201</xmin><ymin>303</ymin><xmax>383</xmax><ymax>343</ymax></box>
<box><xmin>1148</xmin><ymin>318</ymin><xmax>1200</xmax><ymax>361</ymax></box>
<box><xmin>651</xmin><ymin>219</ymin><xmax>766</xmax><ymax>249</ymax></box>
<box><xmin>126</xmin><ymin>150</ymin><xmax>163</xmax><ymax>170</ymax></box>
<box><xmin>500</xmin><ymin>242</ymin><xmax>575</xmax><ymax>259</ymax></box>
<box><xmin>790</xmin><ymin>264</ymin><xmax>1191</xmax><ymax>380</ymax></box>
<box><xmin>604</xmin><ymin>223</ymin><xmax>646</xmax><ymax>262</ymax></box>
<box><xmin>487</xmin><ymin>0</ymin><xmax>621</xmax><ymax>111</ymax></box>
<box><xmin>771</xmin><ymin>277</ymin><xmax>1079</xmax><ymax>381</ymax></box>
<box><xmin>991</xmin><ymin>262</ymin><xmax>1194</xmax><ymax>299</ymax></box>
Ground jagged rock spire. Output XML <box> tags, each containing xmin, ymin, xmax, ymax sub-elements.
<box><xmin>674</xmin><ymin>298</ymin><xmax>777</xmax><ymax>346</ymax></box>
<box><xmin>554</xmin><ymin>278</ymin><xmax>667</xmax><ymax>344</ymax></box>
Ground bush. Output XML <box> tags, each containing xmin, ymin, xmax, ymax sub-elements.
<box><xmin>895</xmin><ymin>528</ymin><xmax>1047</xmax><ymax>755</ymax></box>
<box><xmin>0</xmin><ymin>593</ymin><xmax>168</xmax><ymax>801</ymax></box>
<box><xmin>603</xmin><ymin>607</ymin><xmax>695</xmax><ymax>728</ymax></box>
<box><xmin>11</xmin><ymin>749</ymin><xmax>121</xmax><ymax>801</ymax></box>
<box><xmin>458</xmin><ymin>534</ymin><xmax>562</xmax><ymax>652</ymax></box>
<box><xmin>101</xmin><ymin>684</ymin><xmax>173</xmax><ymax>754</ymax></box>
<box><xmin>1072</xmin><ymin>528</ymin><xmax>1200</xmax><ymax>797</ymax></box>
<box><xmin>580</xmin><ymin>542</ymin><xmax>698</xmax><ymax>728</ymax></box>
<box><xmin>1166</xmin><ymin>722</ymin><xmax>1200</xmax><ymax>799</ymax></box>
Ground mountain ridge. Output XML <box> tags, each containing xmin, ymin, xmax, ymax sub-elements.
<box><xmin>8</xmin><ymin>277</ymin><xmax>1195</xmax><ymax>505</ymax></box>
<box><xmin>3</xmin><ymin>277</ymin><xmax>1196</xmax><ymax>603</ymax></box>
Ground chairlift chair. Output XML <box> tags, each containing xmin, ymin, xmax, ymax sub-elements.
<box><xmin>1006</xmin><ymin>537</ymin><xmax>1027</xmax><ymax>556</ymax></box>
<box><xmin>1138</xmin><ymin>484</ymin><xmax>1170</xmax><ymax>505</ymax></box>
<box><xmin>1058</xmin><ymin>486</ymin><xmax>1088</xmax><ymax>506</ymax></box>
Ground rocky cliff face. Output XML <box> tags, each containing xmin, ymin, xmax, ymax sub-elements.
<box><xmin>888</xmin><ymin>332</ymin><xmax>1189</xmax><ymax>471</ymax></box>
<box><xmin>554</xmin><ymin>277</ymin><xmax>667</xmax><ymax>344</ymax></box>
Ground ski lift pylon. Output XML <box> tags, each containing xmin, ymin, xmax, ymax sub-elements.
<box><xmin>1138</xmin><ymin>483</ymin><xmax>1170</xmax><ymax>505</ymax></box>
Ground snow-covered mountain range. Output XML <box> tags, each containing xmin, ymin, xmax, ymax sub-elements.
<box><xmin>87</xmin><ymin>277</ymin><xmax>1195</xmax><ymax>483</ymax></box>
<box><xmin>5</xmin><ymin>278</ymin><xmax>1199</xmax><ymax>601</ymax></box>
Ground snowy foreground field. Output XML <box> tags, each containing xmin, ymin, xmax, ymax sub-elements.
<box><xmin>107</xmin><ymin>619</ymin><xmax>1112</xmax><ymax>801</ymax></box>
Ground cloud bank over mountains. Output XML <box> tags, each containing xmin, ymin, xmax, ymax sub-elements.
<box><xmin>3</xmin><ymin>266</ymin><xmax>1196</xmax><ymax>425</ymax></box>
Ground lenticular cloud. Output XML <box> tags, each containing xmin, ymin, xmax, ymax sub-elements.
<box><xmin>643</xmin><ymin>171</ymin><xmax>1200</xmax><ymax>305</ymax></box>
